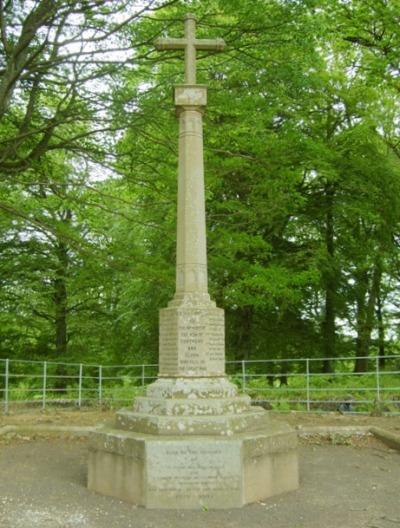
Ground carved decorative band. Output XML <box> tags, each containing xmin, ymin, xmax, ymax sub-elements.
<box><xmin>176</xmin><ymin>263</ymin><xmax>208</xmax><ymax>291</ymax></box>
<box><xmin>179</xmin><ymin>132</ymin><xmax>202</xmax><ymax>138</ymax></box>
<box><xmin>176</xmin><ymin>106</ymin><xmax>205</xmax><ymax>116</ymax></box>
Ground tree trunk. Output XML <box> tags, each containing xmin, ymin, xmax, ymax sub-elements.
<box><xmin>53</xmin><ymin>210</ymin><xmax>71</xmax><ymax>390</ymax></box>
<box><xmin>235</xmin><ymin>306</ymin><xmax>253</xmax><ymax>361</ymax></box>
<box><xmin>54</xmin><ymin>271</ymin><xmax>67</xmax><ymax>356</ymax></box>
<box><xmin>354</xmin><ymin>269</ymin><xmax>368</xmax><ymax>373</ymax></box>
<box><xmin>322</xmin><ymin>182</ymin><xmax>336</xmax><ymax>373</ymax></box>
<box><xmin>354</xmin><ymin>261</ymin><xmax>382</xmax><ymax>373</ymax></box>
<box><xmin>376</xmin><ymin>290</ymin><xmax>386</xmax><ymax>368</ymax></box>
<box><xmin>0</xmin><ymin>0</ymin><xmax>57</xmax><ymax>119</ymax></box>
<box><xmin>278</xmin><ymin>362</ymin><xmax>288</xmax><ymax>386</ymax></box>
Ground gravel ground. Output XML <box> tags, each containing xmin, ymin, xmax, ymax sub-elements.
<box><xmin>0</xmin><ymin>437</ymin><xmax>399</xmax><ymax>528</ymax></box>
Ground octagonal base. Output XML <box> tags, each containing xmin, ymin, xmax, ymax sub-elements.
<box><xmin>88</xmin><ymin>420</ymin><xmax>298</xmax><ymax>509</ymax></box>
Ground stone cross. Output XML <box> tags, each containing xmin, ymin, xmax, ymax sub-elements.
<box><xmin>88</xmin><ymin>14</ymin><xmax>298</xmax><ymax>510</ymax></box>
<box><xmin>155</xmin><ymin>13</ymin><xmax>225</xmax><ymax>84</ymax></box>
<box><xmin>155</xmin><ymin>15</ymin><xmax>226</xmax><ymax>377</ymax></box>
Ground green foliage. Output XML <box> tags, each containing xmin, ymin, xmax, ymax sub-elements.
<box><xmin>238</xmin><ymin>372</ymin><xmax>400</xmax><ymax>413</ymax></box>
<box><xmin>102</xmin><ymin>379</ymin><xmax>145</xmax><ymax>409</ymax></box>
<box><xmin>0</xmin><ymin>0</ymin><xmax>400</xmax><ymax>377</ymax></box>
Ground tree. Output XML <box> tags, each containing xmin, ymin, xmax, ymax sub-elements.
<box><xmin>1</xmin><ymin>0</ymin><xmax>400</xmax><ymax>375</ymax></box>
<box><xmin>0</xmin><ymin>0</ymin><xmax>178</xmax><ymax>363</ymax></box>
<box><xmin>0</xmin><ymin>1</ymin><xmax>179</xmax><ymax>176</ymax></box>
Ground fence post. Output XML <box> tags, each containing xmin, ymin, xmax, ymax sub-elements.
<box><xmin>375</xmin><ymin>356</ymin><xmax>380</xmax><ymax>404</ymax></box>
<box><xmin>4</xmin><ymin>359</ymin><xmax>9</xmax><ymax>414</ymax></box>
<box><xmin>98</xmin><ymin>365</ymin><xmax>102</xmax><ymax>406</ymax></box>
<box><xmin>78</xmin><ymin>363</ymin><xmax>83</xmax><ymax>408</ymax></box>
<box><xmin>42</xmin><ymin>361</ymin><xmax>47</xmax><ymax>410</ymax></box>
<box><xmin>241</xmin><ymin>360</ymin><xmax>246</xmax><ymax>393</ymax></box>
<box><xmin>306</xmin><ymin>358</ymin><xmax>310</xmax><ymax>412</ymax></box>
<box><xmin>141</xmin><ymin>364</ymin><xmax>145</xmax><ymax>388</ymax></box>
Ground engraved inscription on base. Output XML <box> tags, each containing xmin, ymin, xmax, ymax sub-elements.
<box><xmin>146</xmin><ymin>440</ymin><xmax>241</xmax><ymax>502</ymax></box>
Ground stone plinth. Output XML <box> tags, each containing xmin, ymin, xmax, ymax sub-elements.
<box><xmin>88</xmin><ymin>416</ymin><xmax>298</xmax><ymax>509</ymax></box>
<box><xmin>159</xmin><ymin>294</ymin><xmax>224</xmax><ymax>377</ymax></box>
<box><xmin>88</xmin><ymin>377</ymin><xmax>299</xmax><ymax>508</ymax></box>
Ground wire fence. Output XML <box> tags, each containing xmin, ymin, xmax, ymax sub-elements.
<box><xmin>0</xmin><ymin>355</ymin><xmax>399</xmax><ymax>415</ymax></box>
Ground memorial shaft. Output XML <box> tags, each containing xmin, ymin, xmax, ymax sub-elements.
<box><xmin>176</xmin><ymin>103</ymin><xmax>207</xmax><ymax>293</ymax></box>
<box><xmin>155</xmin><ymin>14</ymin><xmax>224</xmax><ymax>296</ymax></box>
<box><xmin>156</xmin><ymin>14</ymin><xmax>227</xmax><ymax>377</ymax></box>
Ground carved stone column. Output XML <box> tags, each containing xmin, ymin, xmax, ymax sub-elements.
<box><xmin>158</xmin><ymin>85</ymin><xmax>225</xmax><ymax>378</ymax></box>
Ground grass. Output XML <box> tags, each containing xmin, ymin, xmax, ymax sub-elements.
<box><xmin>2</xmin><ymin>367</ymin><xmax>399</xmax><ymax>414</ymax></box>
<box><xmin>237</xmin><ymin>372</ymin><xmax>400</xmax><ymax>413</ymax></box>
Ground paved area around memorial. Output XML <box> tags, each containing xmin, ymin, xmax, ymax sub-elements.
<box><xmin>0</xmin><ymin>435</ymin><xmax>399</xmax><ymax>528</ymax></box>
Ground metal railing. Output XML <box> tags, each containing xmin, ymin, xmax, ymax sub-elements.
<box><xmin>0</xmin><ymin>355</ymin><xmax>399</xmax><ymax>414</ymax></box>
<box><xmin>226</xmin><ymin>355</ymin><xmax>400</xmax><ymax>414</ymax></box>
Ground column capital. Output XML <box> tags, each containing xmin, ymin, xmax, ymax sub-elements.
<box><xmin>175</xmin><ymin>105</ymin><xmax>205</xmax><ymax>117</ymax></box>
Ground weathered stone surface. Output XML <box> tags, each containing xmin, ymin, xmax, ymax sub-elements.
<box><xmin>159</xmin><ymin>300</ymin><xmax>225</xmax><ymax>377</ymax></box>
<box><xmin>145</xmin><ymin>438</ymin><xmax>242</xmax><ymax>509</ymax></box>
<box><xmin>89</xmin><ymin>428</ymin><xmax>146</xmax><ymax>457</ymax></box>
<box><xmin>88</xmin><ymin>448</ymin><xmax>144</xmax><ymax>505</ymax></box>
<box><xmin>88</xmin><ymin>13</ymin><xmax>299</xmax><ymax>510</ymax></box>
<box><xmin>175</xmin><ymin>84</ymin><xmax>207</xmax><ymax>106</ymax></box>
<box><xmin>133</xmin><ymin>394</ymin><xmax>251</xmax><ymax>416</ymax></box>
<box><xmin>144</xmin><ymin>377</ymin><xmax>239</xmax><ymax>399</ymax></box>
<box><xmin>87</xmin><ymin>420</ymin><xmax>299</xmax><ymax>509</ymax></box>
<box><xmin>115</xmin><ymin>406</ymin><xmax>270</xmax><ymax>436</ymax></box>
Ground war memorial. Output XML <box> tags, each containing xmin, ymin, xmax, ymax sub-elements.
<box><xmin>87</xmin><ymin>14</ymin><xmax>299</xmax><ymax>509</ymax></box>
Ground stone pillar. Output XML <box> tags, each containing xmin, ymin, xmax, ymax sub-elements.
<box><xmin>176</xmin><ymin>104</ymin><xmax>208</xmax><ymax>294</ymax></box>
<box><xmin>158</xmin><ymin>85</ymin><xmax>225</xmax><ymax>378</ymax></box>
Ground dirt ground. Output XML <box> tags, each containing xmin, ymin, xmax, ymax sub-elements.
<box><xmin>0</xmin><ymin>436</ymin><xmax>399</xmax><ymax>528</ymax></box>
<box><xmin>1</xmin><ymin>410</ymin><xmax>399</xmax><ymax>528</ymax></box>
<box><xmin>1</xmin><ymin>407</ymin><xmax>400</xmax><ymax>432</ymax></box>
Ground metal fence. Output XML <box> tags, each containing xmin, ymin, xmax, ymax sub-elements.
<box><xmin>0</xmin><ymin>355</ymin><xmax>399</xmax><ymax>414</ymax></box>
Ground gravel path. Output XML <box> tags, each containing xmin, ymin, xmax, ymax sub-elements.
<box><xmin>0</xmin><ymin>437</ymin><xmax>399</xmax><ymax>528</ymax></box>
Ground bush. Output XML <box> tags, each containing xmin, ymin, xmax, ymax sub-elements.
<box><xmin>230</xmin><ymin>371</ymin><xmax>400</xmax><ymax>413</ymax></box>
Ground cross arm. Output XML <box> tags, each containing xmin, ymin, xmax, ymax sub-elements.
<box><xmin>154</xmin><ymin>37</ymin><xmax>226</xmax><ymax>52</ymax></box>
<box><xmin>194</xmin><ymin>38</ymin><xmax>226</xmax><ymax>51</ymax></box>
<box><xmin>154</xmin><ymin>37</ymin><xmax>186</xmax><ymax>51</ymax></box>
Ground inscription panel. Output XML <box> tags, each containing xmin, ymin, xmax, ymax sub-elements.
<box><xmin>178</xmin><ymin>316</ymin><xmax>206</xmax><ymax>373</ymax></box>
<box><xmin>159</xmin><ymin>306</ymin><xmax>225</xmax><ymax>376</ymax></box>
<box><xmin>159</xmin><ymin>309</ymin><xmax>178</xmax><ymax>374</ymax></box>
<box><xmin>207</xmin><ymin>312</ymin><xmax>225</xmax><ymax>363</ymax></box>
<box><xmin>146</xmin><ymin>440</ymin><xmax>241</xmax><ymax>507</ymax></box>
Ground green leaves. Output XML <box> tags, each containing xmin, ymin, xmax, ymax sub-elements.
<box><xmin>1</xmin><ymin>0</ymin><xmax>400</xmax><ymax>369</ymax></box>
